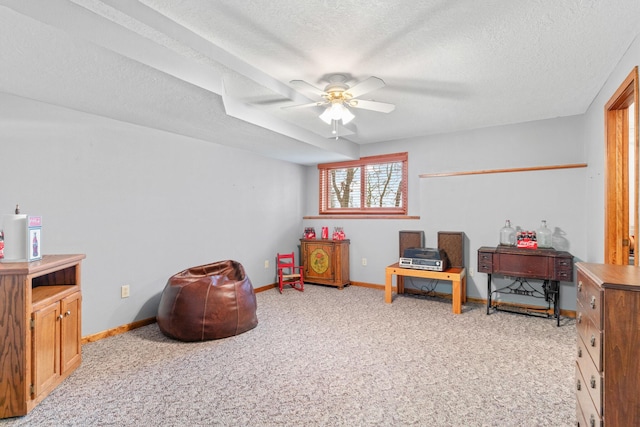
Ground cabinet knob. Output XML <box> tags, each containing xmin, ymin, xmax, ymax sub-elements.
<box><xmin>577</xmin><ymin>347</ymin><xmax>582</xmax><ymax>358</ymax></box>
<box><xmin>589</xmin><ymin>414</ymin><xmax>596</xmax><ymax>427</ymax></box>
<box><xmin>590</xmin><ymin>335</ymin><xmax>596</xmax><ymax>347</ymax></box>
<box><xmin>590</xmin><ymin>295</ymin><xmax>596</xmax><ymax>309</ymax></box>
<box><xmin>577</xmin><ymin>312</ymin><xmax>582</xmax><ymax>324</ymax></box>
<box><xmin>58</xmin><ymin>314</ymin><xmax>64</xmax><ymax>320</ymax></box>
<box><xmin>590</xmin><ymin>375</ymin><xmax>597</xmax><ymax>389</ymax></box>
<box><xmin>65</xmin><ymin>310</ymin><xmax>71</xmax><ymax>317</ymax></box>
<box><xmin>576</xmin><ymin>379</ymin><xmax>581</xmax><ymax>390</ymax></box>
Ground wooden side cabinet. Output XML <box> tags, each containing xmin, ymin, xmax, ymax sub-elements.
<box><xmin>0</xmin><ymin>254</ymin><xmax>85</xmax><ymax>419</ymax></box>
<box><xmin>300</xmin><ymin>239</ymin><xmax>350</xmax><ymax>289</ymax></box>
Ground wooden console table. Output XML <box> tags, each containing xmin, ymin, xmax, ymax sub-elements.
<box><xmin>385</xmin><ymin>263</ymin><xmax>467</xmax><ymax>314</ymax></box>
<box><xmin>477</xmin><ymin>246</ymin><xmax>573</xmax><ymax>326</ymax></box>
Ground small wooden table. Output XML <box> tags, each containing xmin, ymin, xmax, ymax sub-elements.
<box><xmin>385</xmin><ymin>262</ymin><xmax>467</xmax><ymax>314</ymax></box>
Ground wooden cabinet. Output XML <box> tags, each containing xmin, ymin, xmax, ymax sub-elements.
<box><xmin>0</xmin><ymin>254</ymin><xmax>85</xmax><ymax>419</ymax></box>
<box><xmin>300</xmin><ymin>239</ymin><xmax>350</xmax><ymax>289</ymax></box>
<box><xmin>575</xmin><ymin>262</ymin><xmax>640</xmax><ymax>427</ymax></box>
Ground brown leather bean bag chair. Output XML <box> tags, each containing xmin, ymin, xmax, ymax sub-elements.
<box><xmin>157</xmin><ymin>260</ymin><xmax>258</xmax><ymax>341</ymax></box>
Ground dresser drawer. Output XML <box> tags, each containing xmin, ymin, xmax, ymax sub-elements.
<box><xmin>576</xmin><ymin>364</ymin><xmax>603</xmax><ymax>427</ymax></box>
<box><xmin>477</xmin><ymin>251</ymin><xmax>493</xmax><ymax>273</ymax></box>
<box><xmin>554</xmin><ymin>268</ymin><xmax>573</xmax><ymax>282</ymax></box>
<box><xmin>577</xmin><ymin>271</ymin><xmax>603</xmax><ymax>329</ymax></box>
<box><xmin>576</xmin><ymin>399</ymin><xmax>602</xmax><ymax>427</ymax></box>
<box><xmin>576</xmin><ymin>309</ymin><xmax>602</xmax><ymax>371</ymax></box>
<box><xmin>576</xmin><ymin>336</ymin><xmax>602</xmax><ymax>415</ymax></box>
<box><xmin>554</xmin><ymin>256</ymin><xmax>573</xmax><ymax>281</ymax></box>
<box><xmin>576</xmin><ymin>403</ymin><xmax>587</xmax><ymax>427</ymax></box>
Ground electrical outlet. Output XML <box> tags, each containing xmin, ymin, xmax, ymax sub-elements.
<box><xmin>362</xmin><ymin>258</ymin><xmax>367</xmax><ymax>266</ymax></box>
<box><xmin>264</xmin><ymin>260</ymin><xmax>269</xmax><ymax>269</ymax></box>
<box><xmin>121</xmin><ymin>285</ymin><xmax>130</xmax><ymax>298</ymax></box>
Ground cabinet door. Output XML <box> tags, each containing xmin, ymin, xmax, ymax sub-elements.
<box><xmin>60</xmin><ymin>292</ymin><xmax>82</xmax><ymax>373</ymax></box>
<box><xmin>304</xmin><ymin>242</ymin><xmax>335</xmax><ymax>281</ymax></box>
<box><xmin>32</xmin><ymin>301</ymin><xmax>60</xmax><ymax>398</ymax></box>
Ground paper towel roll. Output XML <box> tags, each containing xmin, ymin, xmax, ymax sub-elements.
<box><xmin>2</xmin><ymin>214</ymin><xmax>27</xmax><ymax>262</ymax></box>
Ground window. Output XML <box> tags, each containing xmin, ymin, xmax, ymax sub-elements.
<box><xmin>318</xmin><ymin>152</ymin><xmax>408</xmax><ymax>215</ymax></box>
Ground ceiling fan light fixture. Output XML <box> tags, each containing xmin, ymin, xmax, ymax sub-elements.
<box><xmin>319</xmin><ymin>102</ymin><xmax>355</xmax><ymax>126</ymax></box>
<box><xmin>319</xmin><ymin>107</ymin><xmax>333</xmax><ymax>125</ymax></box>
<box><xmin>289</xmin><ymin>74</ymin><xmax>394</xmax><ymax>137</ymax></box>
<box><xmin>329</xmin><ymin>102</ymin><xmax>344</xmax><ymax>120</ymax></box>
<box><xmin>341</xmin><ymin>107</ymin><xmax>355</xmax><ymax>124</ymax></box>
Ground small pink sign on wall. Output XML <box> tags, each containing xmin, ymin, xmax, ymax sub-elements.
<box><xmin>27</xmin><ymin>215</ymin><xmax>42</xmax><ymax>262</ymax></box>
<box><xmin>28</xmin><ymin>216</ymin><xmax>42</xmax><ymax>227</ymax></box>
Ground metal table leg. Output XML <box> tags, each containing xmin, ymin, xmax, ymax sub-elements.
<box><xmin>486</xmin><ymin>273</ymin><xmax>492</xmax><ymax>314</ymax></box>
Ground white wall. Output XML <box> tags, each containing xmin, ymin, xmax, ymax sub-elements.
<box><xmin>1</xmin><ymin>94</ymin><xmax>306</xmax><ymax>336</ymax></box>
<box><xmin>304</xmin><ymin>115</ymin><xmax>587</xmax><ymax>311</ymax></box>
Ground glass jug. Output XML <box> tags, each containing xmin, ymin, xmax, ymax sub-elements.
<box><xmin>537</xmin><ymin>220</ymin><xmax>553</xmax><ymax>248</ymax></box>
<box><xmin>500</xmin><ymin>220</ymin><xmax>516</xmax><ymax>246</ymax></box>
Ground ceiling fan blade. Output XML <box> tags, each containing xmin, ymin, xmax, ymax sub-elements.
<box><xmin>349</xmin><ymin>99</ymin><xmax>395</xmax><ymax>113</ymax></box>
<box><xmin>290</xmin><ymin>80</ymin><xmax>327</xmax><ymax>97</ymax></box>
<box><xmin>346</xmin><ymin>76</ymin><xmax>386</xmax><ymax>98</ymax></box>
<box><xmin>281</xmin><ymin>101</ymin><xmax>327</xmax><ymax>110</ymax></box>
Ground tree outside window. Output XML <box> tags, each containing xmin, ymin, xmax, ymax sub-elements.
<box><xmin>318</xmin><ymin>152</ymin><xmax>407</xmax><ymax>215</ymax></box>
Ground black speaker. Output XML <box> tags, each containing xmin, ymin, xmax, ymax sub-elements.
<box><xmin>438</xmin><ymin>231</ymin><xmax>465</xmax><ymax>268</ymax></box>
<box><xmin>399</xmin><ymin>230</ymin><xmax>425</xmax><ymax>257</ymax></box>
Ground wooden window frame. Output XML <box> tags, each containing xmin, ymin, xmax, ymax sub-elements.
<box><xmin>605</xmin><ymin>66</ymin><xmax>639</xmax><ymax>265</ymax></box>
<box><xmin>317</xmin><ymin>152</ymin><xmax>408</xmax><ymax>215</ymax></box>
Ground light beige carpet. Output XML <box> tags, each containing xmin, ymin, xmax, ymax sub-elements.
<box><xmin>0</xmin><ymin>285</ymin><xmax>576</xmax><ymax>426</ymax></box>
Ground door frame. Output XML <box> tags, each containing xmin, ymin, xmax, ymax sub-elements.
<box><xmin>605</xmin><ymin>66</ymin><xmax>639</xmax><ymax>265</ymax></box>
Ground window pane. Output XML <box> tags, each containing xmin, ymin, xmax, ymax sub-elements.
<box><xmin>329</xmin><ymin>167</ymin><xmax>361</xmax><ymax>208</ymax></box>
<box><xmin>318</xmin><ymin>152</ymin><xmax>407</xmax><ymax>215</ymax></box>
<box><xmin>365</xmin><ymin>162</ymin><xmax>403</xmax><ymax>207</ymax></box>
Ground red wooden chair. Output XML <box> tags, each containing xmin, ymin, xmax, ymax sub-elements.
<box><xmin>276</xmin><ymin>252</ymin><xmax>304</xmax><ymax>293</ymax></box>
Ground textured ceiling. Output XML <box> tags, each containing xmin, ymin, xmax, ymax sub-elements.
<box><xmin>1</xmin><ymin>0</ymin><xmax>640</xmax><ymax>164</ymax></box>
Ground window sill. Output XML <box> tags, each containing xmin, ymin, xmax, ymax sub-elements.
<box><xmin>303</xmin><ymin>215</ymin><xmax>420</xmax><ymax>220</ymax></box>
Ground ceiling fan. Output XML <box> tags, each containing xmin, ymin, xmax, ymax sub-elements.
<box><xmin>285</xmin><ymin>74</ymin><xmax>395</xmax><ymax>134</ymax></box>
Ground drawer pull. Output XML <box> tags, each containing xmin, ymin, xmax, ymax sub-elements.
<box><xmin>577</xmin><ymin>312</ymin><xmax>582</xmax><ymax>324</ymax></box>
<box><xmin>589</xmin><ymin>414</ymin><xmax>596</xmax><ymax>427</ymax></box>
<box><xmin>578</xmin><ymin>280</ymin><xmax>583</xmax><ymax>292</ymax></box>
<box><xmin>590</xmin><ymin>335</ymin><xmax>596</xmax><ymax>347</ymax></box>
<box><xmin>577</xmin><ymin>347</ymin><xmax>582</xmax><ymax>358</ymax></box>
<box><xmin>590</xmin><ymin>375</ymin><xmax>597</xmax><ymax>389</ymax></box>
<box><xmin>590</xmin><ymin>295</ymin><xmax>596</xmax><ymax>309</ymax></box>
<box><xmin>576</xmin><ymin>379</ymin><xmax>581</xmax><ymax>391</ymax></box>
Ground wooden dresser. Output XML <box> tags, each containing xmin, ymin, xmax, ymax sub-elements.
<box><xmin>0</xmin><ymin>254</ymin><xmax>85</xmax><ymax>419</ymax></box>
<box><xmin>575</xmin><ymin>262</ymin><xmax>640</xmax><ymax>427</ymax></box>
<box><xmin>300</xmin><ymin>239</ymin><xmax>350</xmax><ymax>289</ymax></box>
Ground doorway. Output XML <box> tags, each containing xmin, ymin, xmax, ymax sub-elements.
<box><xmin>604</xmin><ymin>66</ymin><xmax>638</xmax><ymax>265</ymax></box>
